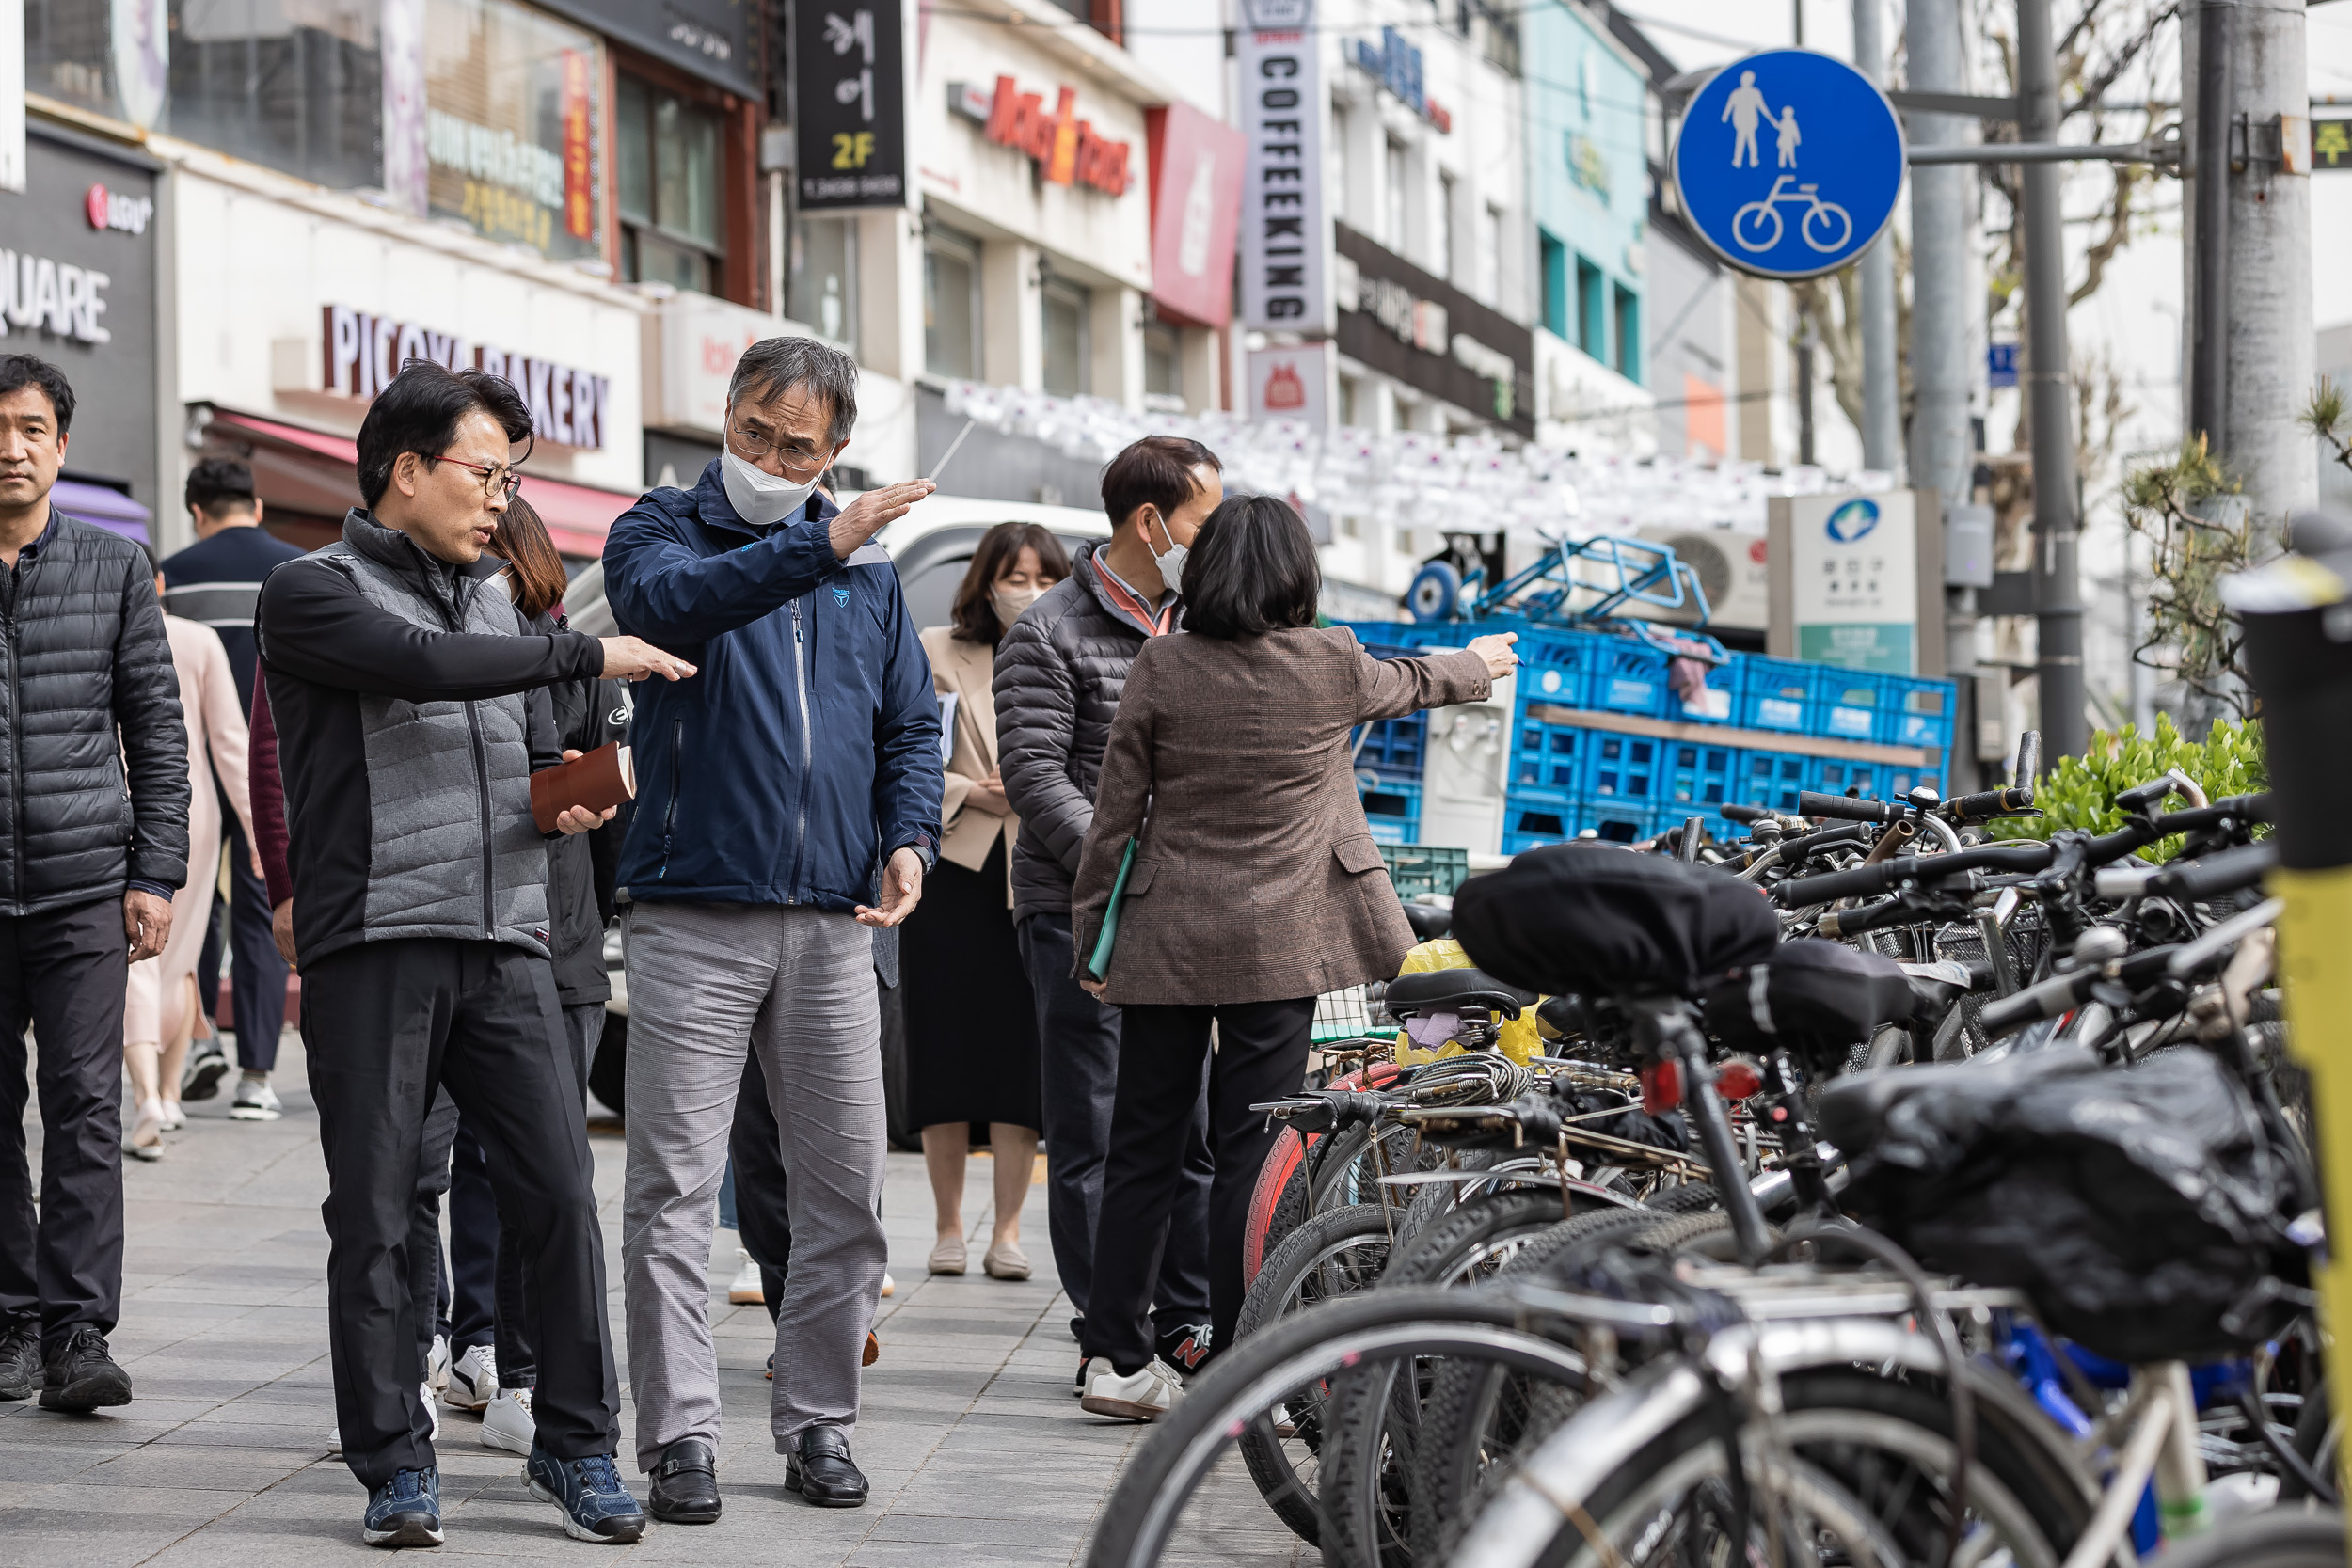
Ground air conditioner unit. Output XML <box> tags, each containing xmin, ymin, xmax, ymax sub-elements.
<box><xmin>1629</xmin><ymin>526</ymin><xmax>1770</xmax><ymax>632</ymax></box>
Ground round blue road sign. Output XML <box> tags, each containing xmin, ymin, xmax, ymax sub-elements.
<box><xmin>1672</xmin><ymin>49</ymin><xmax>1905</xmax><ymax>280</ymax></box>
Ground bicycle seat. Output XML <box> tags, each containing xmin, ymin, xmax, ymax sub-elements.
<box><xmin>1703</xmin><ymin>940</ymin><xmax>1918</xmax><ymax>1057</ymax></box>
<box><xmin>1813</xmin><ymin>1044</ymin><xmax>2101</xmax><ymax>1153</ymax></box>
<box><xmin>1899</xmin><ymin>959</ymin><xmax>1988</xmax><ymax>1018</ymax></box>
<box><xmin>1385</xmin><ymin>966</ymin><xmax>1537</xmax><ymax>1020</ymax></box>
<box><xmin>1402</xmin><ymin>900</ymin><xmax>1454</xmax><ymax>940</ymax></box>
<box><xmin>1456</xmin><ymin>844</ymin><xmax>1777</xmax><ymax>999</ymax></box>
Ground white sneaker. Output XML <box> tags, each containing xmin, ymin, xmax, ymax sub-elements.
<box><xmin>442</xmin><ymin>1344</ymin><xmax>496</xmax><ymax>1411</ymax></box>
<box><xmin>229</xmin><ymin>1074</ymin><xmax>281</xmax><ymax>1121</ymax></box>
<box><xmin>727</xmin><ymin>1248</ymin><xmax>764</xmax><ymax>1305</ymax></box>
<box><xmin>329</xmin><ymin>1382</ymin><xmax>437</xmax><ymax>1454</ymax></box>
<box><xmin>882</xmin><ymin>1271</ymin><xmax>895</xmax><ymax>1298</ymax></box>
<box><xmin>480</xmin><ymin>1386</ymin><xmax>534</xmax><ymax>1455</ymax></box>
<box><xmin>427</xmin><ymin>1333</ymin><xmax>450</xmax><ymax>1394</ymax></box>
<box><xmin>1080</xmin><ymin>1357</ymin><xmax>1185</xmax><ymax>1422</ymax></box>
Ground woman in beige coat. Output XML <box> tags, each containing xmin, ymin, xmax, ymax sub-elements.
<box><xmin>124</xmin><ymin>567</ymin><xmax>259</xmax><ymax>1158</ymax></box>
<box><xmin>1067</xmin><ymin>495</ymin><xmax>1516</xmax><ymax>1418</ymax></box>
<box><xmin>904</xmin><ymin>522</ymin><xmax>1072</xmax><ymax>1279</ymax></box>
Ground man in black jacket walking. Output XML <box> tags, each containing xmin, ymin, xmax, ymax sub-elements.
<box><xmin>0</xmin><ymin>355</ymin><xmax>189</xmax><ymax>1412</ymax></box>
<box><xmin>993</xmin><ymin>436</ymin><xmax>1221</xmax><ymax>1385</ymax></box>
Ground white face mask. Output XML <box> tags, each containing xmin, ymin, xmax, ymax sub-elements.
<box><xmin>720</xmin><ymin>446</ymin><xmax>822</xmax><ymax>528</ymax></box>
<box><xmin>991</xmin><ymin>583</ymin><xmax>1045</xmax><ymax>627</ymax></box>
<box><xmin>1149</xmin><ymin>513</ymin><xmax>1188</xmax><ymax>593</ymax></box>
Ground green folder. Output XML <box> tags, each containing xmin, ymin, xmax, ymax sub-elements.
<box><xmin>1085</xmin><ymin>838</ymin><xmax>1139</xmax><ymax>983</ymax></box>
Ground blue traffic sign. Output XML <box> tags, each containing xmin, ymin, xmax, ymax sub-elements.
<box><xmin>1672</xmin><ymin>49</ymin><xmax>1905</xmax><ymax>280</ymax></box>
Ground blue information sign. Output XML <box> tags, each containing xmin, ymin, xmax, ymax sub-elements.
<box><xmin>1672</xmin><ymin>49</ymin><xmax>1905</xmax><ymax>280</ymax></box>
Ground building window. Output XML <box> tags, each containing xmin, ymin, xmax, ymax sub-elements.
<box><xmin>1383</xmin><ymin>137</ymin><xmax>1409</xmax><ymax>252</ymax></box>
<box><xmin>1142</xmin><ymin>323</ymin><xmax>1180</xmax><ymax>404</ymax></box>
<box><xmin>1479</xmin><ymin>203</ymin><xmax>1503</xmax><ymax>305</ymax></box>
<box><xmin>789</xmin><ymin>216</ymin><xmax>857</xmax><ymax>350</ymax></box>
<box><xmin>616</xmin><ymin>74</ymin><xmax>724</xmax><ymax>294</ymax></box>
<box><xmin>425</xmin><ymin>0</ymin><xmax>606</xmax><ymax>262</ymax></box>
<box><xmin>1436</xmin><ymin>171</ymin><xmax>1456</xmax><ymax>282</ymax></box>
<box><xmin>923</xmin><ymin>224</ymin><xmax>981</xmax><ymax>379</ymax></box>
<box><xmin>1576</xmin><ymin>256</ymin><xmax>1605</xmax><ymax>360</ymax></box>
<box><xmin>1539</xmin><ymin>231</ymin><xmax>1567</xmax><ymax>339</ymax></box>
<box><xmin>1041</xmin><ymin>272</ymin><xmax>1090</xmax><ymax>396</ymax></box>
<box><xmin>1338</xmin><ymin>374</ymin><xmax>1359</xmax><ymax>429</ymax></box>
<box><xmin>1613</xmin><ymin>284</ymin><xmax>1641</xmax><ymax>382</ymax></box>
<box><xmin>1331</xmin><ymin>104</ymin><xmax>1354</xmax><ymax>226</ymax></box>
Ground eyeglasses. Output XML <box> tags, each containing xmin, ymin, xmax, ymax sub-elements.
<box><xmin>431</xmin><ymin>452</ymin><xmax>523</xmax><ymax>500</ymax></box>
<box><xmin>726</xmin><ymin>416</ymin><xmax>833</xmax><ymax>479</ymax></box>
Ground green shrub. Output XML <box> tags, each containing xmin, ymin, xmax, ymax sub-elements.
<box><xmin>1987</xmin><ymin>714</ymin><xmax>2265</xmax><ymax>863</ymax></box>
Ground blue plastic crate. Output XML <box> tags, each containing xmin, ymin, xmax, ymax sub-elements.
<box><xmin>1585</xmin><ymin>639</ymin><xmax>1672</xmax><ymax>717</ymax></box>
<box><xmin>1661</xmin><ymin>738</ymin><xmax>1739</xmax><ymax>811</ymax></box>
<box><xmin>1357</xmin><ymin>778</ymin><xmax>1421</xmax><ymax>845</ymax></box>
<box><xmin>1581</xmin><ymin>731</ymin><xmax>1661</xmax><ymax>808</ymax></box>
<box><xmin>1516</xmin><ymin>630</ymin><xmax>1597</xmax><ymax>708</ymax></box>
<box><xmin>1353</xmin><ymin>715</ymin><xmax>1427</xmax><ymax>784</ymax></box>
<box><xmin>1666</xmin><ymin>657</ymin><xmax>1738</xmax><ymax>723</ymax></box>
<box><xmin>1888</xmin><ymin>677</ymin><xmax>1955</xmax><ymax>750</ymax></box>
<box><xmin>1738</xmin><ymin>657</ymin><xmax>1821</xmax><ymax>734</ymax></box>
<box><xmin>1815</xmin><ymin>670</ymin><xmax>1891</xmax><ymax>743</ymax></box>
<box><xmin>1502</xmin><ymin>789</ymin><xmax>1578</xmax><ymax>854</ymax></box>
<box><xmin>1805</xmin><ymin>754</ymin><xmax>1887</xmax><ymax>801</ymax></box>
<box><xmin>1580</xmin><ymin>798</ymin><xmax>1658</xmax><ymax>846</ymax></box>
<box><xmin>1735</xmin><ymin>748</ymin><xmax>1812</xmax><ymax>814</ymax></box>
<box><xmin>1512</xmin><ymin>715</ymin><xmax>1584</xmax><ymax>791</ymax></box>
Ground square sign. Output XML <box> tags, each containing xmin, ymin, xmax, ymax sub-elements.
<box><xmin>2315</xmin><ymin>118</ymin><xmax>2352</xmax><ymax>170</ymax></box>
<box><xmin>1791</xmin><ymin>491</ymin><xmax>1918</xmax><ymax>673</ymax></box>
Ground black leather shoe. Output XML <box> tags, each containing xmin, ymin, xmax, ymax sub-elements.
<box><xmin>648</xmin><ymin>1437</ymin><xmax>721</xmax><ymax>1524</ymax></box>
<box><xmin>785</xmin><ymin>1426</ymin><xmax>868</xmax><ymax>1508</ymax></box>
<box><xmin>0</xmin><ymin>1318</ymin><xmax>39</xmax><ymax>1401</ymax></box>
<box><xmin>40</xmin><ymin>1324</ymin><xmax>131</xmax><ymax>1411</ymax></box>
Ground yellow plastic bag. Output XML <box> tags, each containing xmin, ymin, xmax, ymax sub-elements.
<box><xmin>1391</xmin><ymin>938</ymin><xmax>1542</xmax><ymax>1067</ymax></box>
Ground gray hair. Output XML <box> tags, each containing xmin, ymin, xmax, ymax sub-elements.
<box><xmin>728</xmin><ymin>336</ymin><xmax>859</xmax><ymax>447</ymax></box>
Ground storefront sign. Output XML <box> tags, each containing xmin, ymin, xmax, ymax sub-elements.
<box><xmin>1146</xmin><ymin>103</ymin><xmax>1243</xmax><ymax>325</ymax></box>
<box><xmin>533</xmin><ymin>0</ymin><xmax>757</xmax><ymax>99</ymax></box>
<box><xmin>795</xmin><ymin>2</ymin><xmax>910</xmax><ymax>211</ymax></box>
<box><xmin>1237</xmin><ymin>0</ymin><xmax>1328</xmax><ymax>331</ymax></box>
<box><xmin>423</xmin><ymin>0</ymin><xmax>603</xmax><ymax>261</ymax></box>
<box><xmin>85</xmin><ymin>182</ymin><xmax>151</xmax><ymax>233</ymax></box>
<box><xmin>0</xmin><ymin>251</ymin><xmax>112</xmax><ymax>342</ymax></box>
<box><xmin>1345</xmin><ymin>26</ymin><xmax>1451</xmax><ymax>133</ymax></box>
<box><xmin>644</xmin><ymin>291</ymin><xmax>773</xmax><ymax>436</ymax></box>
<box><xmin>1334</xmin><ymin>224</ymin><xmax>1534</xmax><ymax>435</ymax></box>
<box><xmin>1247</xmin><ymin>341</ymin><xmax>1331</xmax><ymax>428</ymax></box>
<box><xmin>320</xmin><ymin>305</ymin><xmax>612</xmax><ymax>451</ymax></box>
<box><xmin>948</xmin><ymin>76</ymin><xmax>1132</xmax><ymax>196</ymax></box>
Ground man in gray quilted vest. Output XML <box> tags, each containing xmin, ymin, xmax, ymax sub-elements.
<box><xmin>257</xmin><ymin>363</ymin><xmax>693</xmax><ymax>1550</ymax></box>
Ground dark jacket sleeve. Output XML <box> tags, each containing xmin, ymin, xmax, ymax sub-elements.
<box><xmin>870</xmin><ymin>573</ymin><xmax>944</xmax><ymax>869</ymax></box>
<box><xmin>1069</xmin><ymin>644</ymin><xmax>1156</xmax><ymax>967</ymax></box>
<box><xmin>994</xmin><ymin>606</ymin><xmax>1093</xmax><ymax>878</ymax></box>
<box><xmin>248</xmin><ymin>681</ymin><xmax>291</xmax><ymax>908</ymax></box>
<box><xmin>602</xmin><ymin>501</ymin><xmax>846</xmax><ymax>645</ymax></box>
<box><xmin>258</xmin><ymin>559</ymin><xmax>603</xmax><ymax>702</ymax></box>
<box><xmin>114</xmin><ymin>561</ymin><xmax>190</xmax><ymax>891</ymax></box>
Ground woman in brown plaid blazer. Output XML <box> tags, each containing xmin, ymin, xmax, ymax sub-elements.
<box><xmin>1066</xmin><ymin>495</ymin><xmax>1518</xmax><ymax>1418</ymax></box>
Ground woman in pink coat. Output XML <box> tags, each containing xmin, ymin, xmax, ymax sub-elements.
<box><xmin>123</xmin><ymin>562</ymin><xmax>257</xmax><ymax>1158</ymax></box>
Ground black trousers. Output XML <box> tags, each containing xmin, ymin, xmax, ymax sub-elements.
<box><xmin>1081</xmin><ymin>997</ymin><xmax>1316</xmax><ymax>1375</ymax></box>
<box><xmin>1019</xmin><ymin>914</ymin><xmax>1212</xmax><ymax>1331</ymax></box>
<box><xmin>0</xmin><ymin>897</ymin><xmax>128</xmax><ymax>1344</ymax></box>
<box><xmin>195</xmin><ymin>797</ymin><xmax>288</xmax><ymax>1072</ymax></box>
<box><xmin>413</xmin><ymin>1094</ymin><xmax>459</xmax><ymax>1378</ymax></box>
<box><xmin>303</xmin><ymin>938</ymin><xmax>618</xmax><ymax>1490</ymax></box>
<box><xmin>729</xmin><ymin>1049</ymin><xmax>794</xmax><ymax>1319</ymax></box>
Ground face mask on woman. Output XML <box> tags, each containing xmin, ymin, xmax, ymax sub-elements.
<box><xmin>991</xmin><ymin>582</ymin><xmax>1046</xmax><ymax>627</ymax></box>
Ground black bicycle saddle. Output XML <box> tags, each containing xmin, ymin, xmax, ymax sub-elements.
<box><xmin>1384</xmin><ymin>967</ymin><xmax>1537</xmax><ymax>1020</ymax></box>
<box><xmin>1402</xmin><ymin>900</ymin><xmax>1454</xmax><ymax>940</ymax></box>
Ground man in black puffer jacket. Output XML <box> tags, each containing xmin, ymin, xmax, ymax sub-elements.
<box><xmin>993</xmin><ymin>436</ymin><xmax>1220</xmax><ymax>1384</ymax></box>
<box><xmin>0</xmin><ymin>355</ymin><xmax>189</xmax><ymax>1414</ymax></box>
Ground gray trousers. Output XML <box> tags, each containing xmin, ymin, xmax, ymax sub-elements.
<box><xmin>619</xmin><ymin>902</ymin><xmax>886</xmax><ymax>1469</ymax></box>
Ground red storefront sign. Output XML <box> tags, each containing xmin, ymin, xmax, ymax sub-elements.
<box><xmin>1145</xmin><ymin>103</ymin><xmax>1244</xmax><ymax>325</ymax></box>
<box><xmin>561</xmin><ymin>51</ymin><xmax>594</xmax><ymax>241</ymax></box>
<box><xmin>979</xmin><ymin>75</ymin><xmax>1132</xmax><ymax>196</ymax></box>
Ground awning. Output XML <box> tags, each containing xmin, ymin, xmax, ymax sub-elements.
<box><xmin>199</xmin><ymin>409</ymin><xmax>641</xmax><ymax>558</ymax></box>
<box><xmin>53</xmin><ymin>480</ymin><xmax>151</xmax><ymax>542</ymax></box>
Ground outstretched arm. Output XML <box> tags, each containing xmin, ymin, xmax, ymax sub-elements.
<box><xmin>259</xmin><ymin>560</ymin><xmax>605</xmax><ymax>703</ymax></box>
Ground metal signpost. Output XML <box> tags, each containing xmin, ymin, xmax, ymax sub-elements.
<box><xmin>1671</xmin><ymin>49</ymin><xmax>1907</xmax><ymax>281</ymax></box>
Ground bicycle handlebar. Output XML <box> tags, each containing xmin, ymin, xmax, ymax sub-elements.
<box><xmin>1775</xmin><ymin>821</ymin><xmax>1874</xmax><ymax>863</ymax></box>
<box><xmin>1773</xmin><ymin>842</ymin><xmax>2054</xmax><ymax>907</ymax></box>
<box><xmin>1797</xmin><ymin>791</ymin><xmax>1909</xmax><ymax>824</ymax></box>
<box><xmin>1723</xmin><ymin>803</ymin><xmax>1775</xmax><ymax>825</ymax></box>
<box><xmin>1815</xmin><ymin>897</ymin><xmax>1927</xmax><ymax>940</ymax></box>
<box><xmin>2097</xmin><ymin>839</ymin><xmax>2279</xmax><ymax>903</ymax></box>
<box><xmin>1977</xmin><ymin>967</ymin><xmax>2101</xmax><ymax>1034</ymax></box>
<box><xmin>1942</xmin><ymin>786</ymin><xmax>2035</xmax><ymax>824</ymax></box>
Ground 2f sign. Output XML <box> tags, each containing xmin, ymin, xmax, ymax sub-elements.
<box><xmin>833</xmin><ymin>131</ymin><xmax>875</xmax><ymax>169</ymax></box>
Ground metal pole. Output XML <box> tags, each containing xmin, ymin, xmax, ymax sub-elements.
<box><xmin>1794</xmin><ymin>0</ymin><xmax>1816</xmax><ymax>468</ymax></box>
<box><xmin>2188</xmin><ymin>0</ymin><xmax>2233</xmax><ymax>450</ymax></box>
<box><xmin>1853</xmin><ymin>0</ymin><xmax>1902</xmax><ymax>474</ymax></box>
<box><xmin>2220</xmin><ymin>0</ymin><xmax>2314</xmax><ymax>531</ymax></box>
<box><xmin>2016</xmin><ymin>0</ymin><xmax>2086</xmax><ymax>763</ymax></box>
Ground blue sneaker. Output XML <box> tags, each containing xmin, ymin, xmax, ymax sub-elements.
<box><xmin>525</xmin><ymin>1448</ymin><xmax>647</xmax><ymax>1544</ymax></box>
<box><xmin>362</xmin><ymin>1466</ymin><xmax>443</xmax><ymax>1548</ymax></box>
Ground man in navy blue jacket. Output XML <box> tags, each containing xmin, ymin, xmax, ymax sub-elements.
<box><xmin>602</xmin><ymin>337</ymin><xmax>942</xmax><ymax>1521</ymax></box>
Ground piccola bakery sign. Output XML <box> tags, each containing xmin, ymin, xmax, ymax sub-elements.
<box><xmin>320</xmin><ymin>304</ymin><xmax>612</xmax><ymax>451</ymax></box>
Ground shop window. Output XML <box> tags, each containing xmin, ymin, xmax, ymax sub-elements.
<box><xmin>1041</xmin><ymin>273</ymin><xmax>1089</xmax><ymax>397</ymax></box>
<box><xmin>617</xmin><ymin>73</ymin><xmax>724</xmax><ymax>294</ymax></box>
<box><xmin>1142</xmin><ymin>323</ymin><xmax>1180</xmax><ymax>404</ymax></box>
<box><xmin>1613</xmin><ymin>283</ymin><xmax>1641</xmax><ymax>383</ymax></box>
<box><xmin>789</xmin><ymin>216</ymin><xmax>857</xmax><ymax>350</ymax></box>
<box><xmin>923</xmin><ymin>224</ymin><xmax>980</xmax><ymax>379</ymax></box>
<box><xmin>1576</xmin><ymin>256</ymin><xmax>1604</xmax><ymax>360</ymax></box>
<box><xmin>425</xmin><ymin>0</ymin><xmax>606</xmax><ymax>264</ymax></box>
<box><xmin>1539</xmin><ymin>230</ymin><xmax>1566</xmax><ymax>340</ymax></box>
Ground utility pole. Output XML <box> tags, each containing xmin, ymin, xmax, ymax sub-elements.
<box><xmin>1794</xmin><ymin>0</ymin><xmax>1817</xmax><ymax>467</ymax></box>
<box><xmin>1908</xmin><ymin>0</ymin><xmax>1980</xmax><ymax>785</ymax></box>
<box><xmin>2222</xmin><ymin>0</ymin><xmax>2314</xmax><ymax>529</ymax></box>
<box><xmin>2185</xmin><ymin>0</ymin><xmax>2231</xmax><ymax>451</ymax></box>
<box><xmin>2016</xmin><ymin>0</ymin><xmax>2086</xmax><ymax>764</ymax></box>
<box><xmin>1853</xmin><ymin>0</ymin><xmax>1902</xmax><ymax>474</ymax></box>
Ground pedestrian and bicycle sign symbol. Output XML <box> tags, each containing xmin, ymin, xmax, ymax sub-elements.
<box><xmin>1673</xmin><ymin>49</ymin><xmax>1905</xmax><ymax>280</ymax></box>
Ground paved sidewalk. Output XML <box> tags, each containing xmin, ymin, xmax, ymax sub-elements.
<box><xmin>0</xmin><ymin>1029</ymin><xmax>1300</xmax><ymax>1565</ymax></box>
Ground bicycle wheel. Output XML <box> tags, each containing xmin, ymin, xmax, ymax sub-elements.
<box><xmin>2150</xmin><ymin>1507</ymin><xmax>2347</xmax><ymax>1568</ymax></box>
<box><xmin>1731</xmin><ymin>200</ymin><xmax>1783</xmax><ymax>252</ymax></box>
<box><xmin>1081</xmin><ymin>1289</ymin><xmax>1588</xmax><ymax>1568</ymax></box>
<box><xmin>1381</xmin><ymin>1191</ymin><xmax>1575</xmax><ymax>1290</ymax></box>
<box><xmin>1231</xmin><ymin>1206</ymin><xmax>1398</xmax><ymax>1546</ymax></box>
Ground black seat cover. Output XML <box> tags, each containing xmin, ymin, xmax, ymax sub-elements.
<box><xmin>1704</xmin><ymin>940</ymin><xmax>1919</xmax><ymax>1058</ymax></box>
<box><xmin>1454</xmin><ymin>844</ymin><xmax>1778</xmax><ymax>999</ymax></box>
<box><xmin>1384</xmin><ymin>966</ymin><xmax>1537</xmax><ymax>1020</ymax></box>
<box><xmin>1402</xmin><ymin>900</ymin><xmax>1454</xmax><ymax>940</ymax></box>
<box><xmin>1815</xmin><ymin>1044</ymin><xmax>2099</xmax><ymax>1153</ymax></box>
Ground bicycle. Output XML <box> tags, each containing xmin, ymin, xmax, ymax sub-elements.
<box><xmin>1731</xmin><ymin>174</ymin><xmax>1855</xmax><ymax>253</ymax></box>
